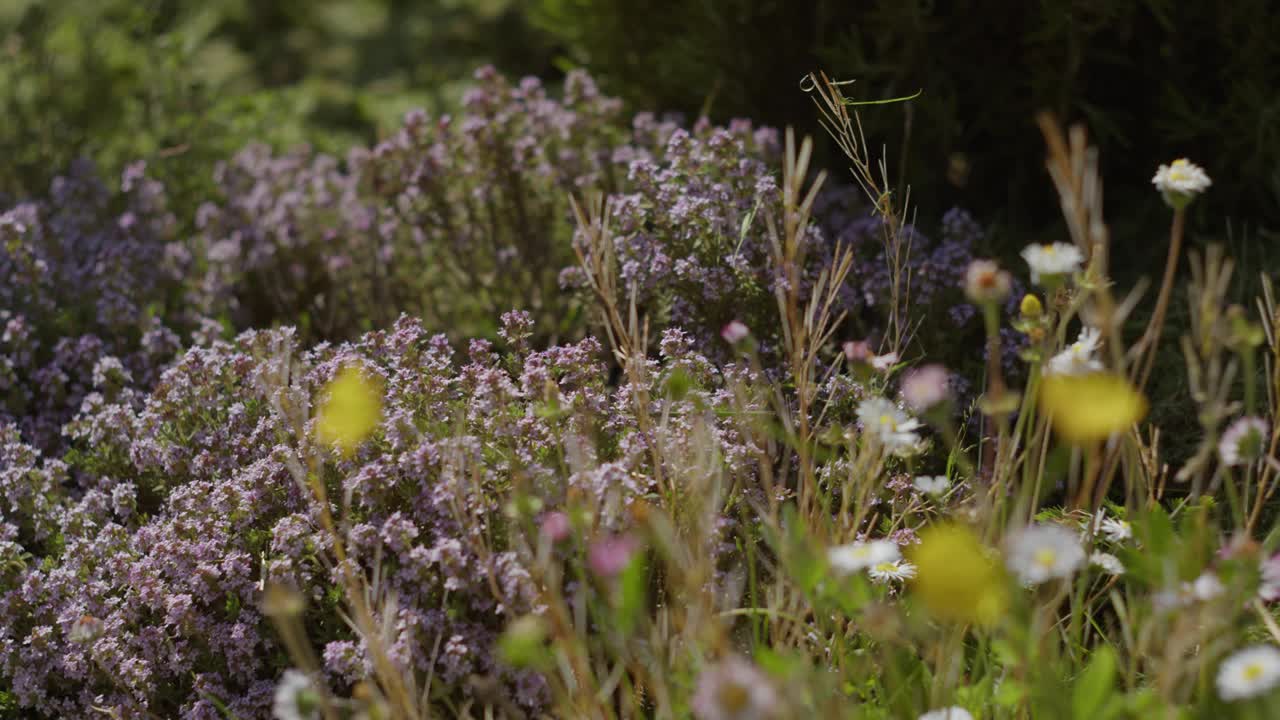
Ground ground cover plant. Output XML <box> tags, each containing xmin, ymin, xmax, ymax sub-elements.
<box><xmin>3</xmin><ymin>64</ymin><xmax>1280</xmax><ymax>720</ymax></box>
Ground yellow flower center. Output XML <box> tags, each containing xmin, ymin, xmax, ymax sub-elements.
<box><xmin>718</xmin><ymin>682</ymin><xmax>751</xmax><ymax>712</ymax></box>
<box><xmin>879</xmin><ymin>414</ymin><xmax>896</xmax><ymax>430</ymax></box>
<box><xmin>1244</xmin><ymin>663</ymin><xmax>1265</xmax><ymax>682</ymax></box>
<box><xmin>1043</xmin><ymin>245</ymin><xmax>1056</xmax><ymax>255</ymax></box>
<box><xmin>874</xmin><ymin>562</ymin><xmax>898</xmax><ymax>574</ymax></box>
<box><xmin>1034</xmin><ymin>548</ymin><xmax>1058</xmax><ymax>569</ymax></box>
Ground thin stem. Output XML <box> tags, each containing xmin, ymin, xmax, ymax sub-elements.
<box><xmin>1136</xmin><ymin>207</ymin><xmax>1186</xmax><ymax>392</ymax></box>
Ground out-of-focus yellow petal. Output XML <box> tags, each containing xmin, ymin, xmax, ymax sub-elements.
<box><xmin>315</xmin><ymin>365</ymin><xmax>383</xmax><ymax>455</ymax></box>
<box><xmin>1039</xmin><ymin>372</ymin><xmax>1147</xmax><ymax>443</ymax></box>
<box><xmin>908</xmin><ymin>523</ymin><xmax>1008</xmax><ymax>626</ymax></box>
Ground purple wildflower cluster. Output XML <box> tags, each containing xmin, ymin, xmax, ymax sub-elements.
<box><xmin>0</xmin><ymin>314</ymin><xmax>760</xmax><ymax>717</ymax></box>
<box><xmin>0</xmin><ymin>65</ymin><xmax>1013</xmax><ymax>717</ymax></box>
<box><xmin>1</xmin><ymin>160</ymin><xmax>190</xmax><ymax>451</ymax></box>
<box><xmin>192</xmin><ymin>67</ymin><xmax>626</xmax><ymax>340</ymax></box>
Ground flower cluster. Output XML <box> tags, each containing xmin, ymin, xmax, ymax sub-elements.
<box><xmin>0</xmin><ymin>315</ymin><xmax>758</xmax><ymax>717</ymax></box>
<box><xmin>192</xmin><ymin>67</ymin><xmax>625</xmax><ymax>342</ymax></box>
<box><xmin>1</xmin><ymin>160</ymin><xmax>190</xmax><ymax>452</ymax></box>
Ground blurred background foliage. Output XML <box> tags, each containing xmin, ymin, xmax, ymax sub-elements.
<box><xmin>0</xmin><ymin>0</ymin><xmax>556</xmax><ymax>213</ymax></box>
<box><xmin>1</xmin><ymin>0</ymin><xmax>1277</xmax><ymax>263</ymax></box>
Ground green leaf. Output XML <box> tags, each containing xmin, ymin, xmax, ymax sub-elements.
<box><xmin>1072</xmin><ymin>645</ymin><xmax>1116</xmax><ymax>720</ymax></box>
<box><xmin>615</xmin><ymin>551</ymin><xmax>647</xmax><ymax>635</ymax></box>
<box><xmin>497</xmin><ymin>615</ymin><xmax>552</xmax><ymax>671</ymax></box>
<box><xmin>663</xmin><ymin>368</ymin><xmax>693</xmax><ymax>401</ymax></box>
<box><xmin>995</xmin><ymin>678</ymin><xmax>1028</xmax><ymax>707</ymax></box>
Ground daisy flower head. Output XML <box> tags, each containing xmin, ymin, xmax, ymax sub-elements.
<box><xmin>1217</xmin><ymin>645</ymin><xmax>1280</xmax><ymax>702</ymax></box>
<box><xmin>900</xmin><ymin>364</ymin><xmax>952</xmax><ymax>413</ymax></box>
<box><xmin>1090</xmin><ymin>552</ymin><xmax>1125</xmax><ymax>576</ymax></box>
<box><xmin>857</xmin><ymin>397</ymin><xmax>923</xmax><ymax>455</ymax></box>
<box><xmin>843</xmin><ymin>340</ymin><xmax>899</xmax><ymax>373</ymax></box>
<box><xmin>964</xmin><ymin>259</ymin><xmax>1012</xmax><ymax>305</ymax></box>
<box><xmin>1260</xmin><ymin>553</ymin><xmax>1280</xmax><ymax>603</ymax></box>
<box><xmin>1219</xmin><ymin>416</ymin><xmax>1269</xmax><ymax>467</ymax></box>
<box><xmin>691</xmin><ymin>656</ymin><xmax>780</xmax><ymax>720</ymax></box>
<box><xmin>869</xmin><ymin>559</ymin><xmax>918</xmax><ymax>584</ymax></box>
<box><xmin>1006</xmin><ymin>524</ymin><xmax>1086</xmax><ymax>585</ymax></box>
<box><xmin>829</xmin><ymin>539</ymin><xmax>900</xmax><ymax>576</ymax></box>
<box><xmin>273</xmin><ymin>669</ymin><xmax>320</xmax><ymax>720</ymax></box>
<box><xmin>913</xmin><ymin>475</ymin><xmax>950</xmax><ymax>497</ymax></box>
<box><xmin>919</xmin><ymin>707</ymin><xmax>974</xmax><ymax>720</ymax></box>
<box><xmin>1088</xmin><ymin>510</ymin><xmax>1132</xmax><ymax>544</ymax></box>
<box><xmin>1152</xmin><ymin>158</ymin><xmax>1211</xmax><ymax>208</ymax></box>
<box><xmin>1046</xmin><ymin>327</ymin><xmax>1103</xmax><ymax>376</ymax></box>
<box><xmin>1192</xmin><ymin>572</ymin><xmax>1225</xmax><ymax>601</ymax></box>
<box><xmin>1021</xmin><ymin>242</ymin><xmax>1084</xmax><ymax>286</ymax></box>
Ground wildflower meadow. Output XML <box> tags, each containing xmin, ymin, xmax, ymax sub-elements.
<box><xmin>3</xmin><ymin>5</ymin><xmax>1280</xmax><ymax>719</ymax></box>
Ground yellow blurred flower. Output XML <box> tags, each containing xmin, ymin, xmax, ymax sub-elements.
<box><xmin>1038</xmin><ymin>372</ymin><xmax>1146</xmax><ymax>444</ymax></box>
<box><xmin>315</xmin><ymin>365</ymin><xmax>383</xmax><ymax>455</ymax></box>
<box><xmin>908</xmin><ymin>524</ymin><xmax>1008</xmax><ymax>626</ymax></box>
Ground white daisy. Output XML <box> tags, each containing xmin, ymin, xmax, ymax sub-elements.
<box><xmin>1217</xmin><ymin>645</ymin><xmax>1280</xmax><ymax>702</ymax></box>
<box><xmin>1260</xmin><ymin>554</ymin><xmax>1280</xmax><ymax>602</ymax></box>
<box><xmin>871</xmin><ymin>351</ymin><xmax>901</xmax><ymax>372</ymax></box>
<box><xmin>1046</xmin><ymin>327</ymin><xmax>1103</xmax><ymax>376</ymax></box>
<box><xmin>1088</xmin><ymin>510</ymin><xmax>1132</xmax><ymax>544</ymax></box>
<box><xmin>843</xmin><ymin>340</ymin><xmax>899</xmax><ymax>373</ymax></box>
<box><xmin>1153</xmin><ymin>572</ymin><xmax>1226</xmax><ymax>611</ymax></box>
<box><xmin>1006</xmin><ymin>524</ymin><xmax>1086</xmax><ymax>585</ymax></box>
<box><xmin>829</xmin><ymin>539</ymin><xmax>900</xmax><ymax>576</ymax></box>
<box><xmin>273</xmin><ymin>669</ymin><xmax>319</xmax><ymax>720</ymax></box>
<box><xmin>913</xmin><ymin>475</ymin><xmax>950</xmax><ymax>496</ymax></box>
<box><xmin>1219</xmin><ymin>416</ymin><xmax>1269</xmax><ymax>467</ymax></box>
<box><xmin>869</xmin><ymin>559</ymin><xmax>918</xmax><ymax>584</ymax></box>
<box><xmin>919</xmin><ymin>708</ymin><xmax>974</xmax><ymax>720</ymax></box>
<box><xmin>1021</xmin><ymin>243</ymin><xmax>1084</xmax><ymax>285</ymax></box>
<box><xmin>1090</xmin><ymin>552</ymin><xmax>1124</xmax><ymax>576</ymax></box>
<box><xmin>857</xmin><ymin>397</ymin><xmax>923</xmax><ymax>454</ymax></box>
<box><xmin>1193</xmin><ymin>572</ymin><xmax>1225</xmax><ymax>601</ymax></box>
<box><xmin>1152</xmin><ymin>158</ymin><xmax>1212</xmax><ymax>201</ymax></box>
<box><xmin>691</xmin><ymin>656</ymin><xmax>780</xmax><ymax>720</ymax></box>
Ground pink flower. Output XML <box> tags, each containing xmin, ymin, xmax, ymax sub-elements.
<box><xmin>588</xmin><ymin>534</ymin><xmax>640</xmax><ymax>577</ymax></box>
<box><xmin>721</xmin><ymin>321</ymin><xmax>750</xmax><ymax>344</ymax></box>
<box><xmin>539</xmin><ymin>512</ymin><xmax>572</xmax><ymax>543</ymax></box>
<box><xmin>900</xmin><ymin>364</ymin><xmax>951</xmax><ymax>412</ymax></box>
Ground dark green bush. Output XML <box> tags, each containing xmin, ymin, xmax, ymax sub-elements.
<box><xmin>532</xmin><ymin>0</ymin><xmax>1280</xmax><ymax>238</ymax></box>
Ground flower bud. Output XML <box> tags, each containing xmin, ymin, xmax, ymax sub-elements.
<box><xmin>964</xmin><ymin>260</ymin><xmax>1011</xmax><ymax>305</ymax></box>
<box><xmin>1020</xmin><ymin>293</ymin><xmax>1043</xmax><ymax>320</ymax></box>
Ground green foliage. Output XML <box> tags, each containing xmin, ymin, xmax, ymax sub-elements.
<box><xmin>0</xmin><ymin>0</ymin><xmax>556</xmax><ymax>210</ymax></box>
